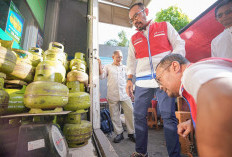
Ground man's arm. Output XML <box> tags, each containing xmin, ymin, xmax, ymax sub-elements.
<box><xmin>126</xmin><ymin>74</ymin><xmax>134</xmax><ymax>99</ymax></box>
<box><xmin>196</xmin><ymin>77</ymin><xmax>232</xmax><ymax>157</ymax></box>
<box><xmin>166</xmin><ymin>22</ymin><xmax>186</xmax><ymax>57</ymax></box>
<box><xmin>97</xmin><ymin>59</ymin><xmax>107</xmax><ymax>79</ymax></box>
<box><xmin>127</xmin><ymin>40</ymin><xmax>136</xmax><ymax>76</ymax></box>
<box><xmin>126</xmin><ymin>40</ymin><xmax>136</xmax><ymax>99</ymax></box>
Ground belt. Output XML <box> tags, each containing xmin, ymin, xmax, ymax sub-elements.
<box><xmin>136</xmin><ymin>73</ymin><xmax>156</xmax><ymax>81</ymax></box>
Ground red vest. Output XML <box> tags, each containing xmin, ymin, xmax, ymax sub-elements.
<box><xmin>132</xmin><ymin>22</ymin><xmax>172</xmax><ymax>59</ymax></box>
<box><xmin>181</xmin><ymin>87</ymin><xmax>197</xmax><ymax>128</ymax></box>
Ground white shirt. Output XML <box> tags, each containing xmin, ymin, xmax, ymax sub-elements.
<box><xmin>211</xmin><ymin>26</ymin><xmax>232</xmax><ymax>59</ymax></box>
<box><xmin>100</xmin><ymin>63</ymin><xmax>130</xmax><ymax>101</ymax></box>
<box><xmin>127</xmin><ymin>21</ymin><xmax>186</xmax><ymax>88</ymax></box>
<box><xmin>180</xmin><ymin>59</ymin><xmax>232</xmax><ymax>102</ymax></box>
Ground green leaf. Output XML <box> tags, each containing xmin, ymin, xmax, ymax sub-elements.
<box><xmin>154</xmin><ymin>6</ymin><xmax>191</xmax><ymax>31</ymax></box>
<box><xmin>104</xmin><ymin>30</ymin><xmax>129</xmax><ymax>47</ymax></box>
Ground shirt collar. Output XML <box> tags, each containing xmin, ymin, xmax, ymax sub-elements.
<box><xmin>226</xmin><ymin>26</ymin><xmax>232</xmax><ymax>33</ymax></box>
<box><xmin>112</xmin><ymin>62</ymin><xmax>122</xmax><ymax>66</ymax></box>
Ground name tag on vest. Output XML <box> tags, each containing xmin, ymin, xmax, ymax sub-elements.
<box><xmin>133</xmin><ymin>38</ymin><xmax>143</xmax><ymax>46</ymax></box>
<box><xmin>154</xmin><ymin>31</ymin><xmax>165</xmax><ymax>38</ymax></box>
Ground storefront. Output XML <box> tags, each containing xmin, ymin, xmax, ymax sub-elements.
<box><xmin>0</xmin><ymin>0</ymin><xmax>46</xmax><ymax>50</ymax></box>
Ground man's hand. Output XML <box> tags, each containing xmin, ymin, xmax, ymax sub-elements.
<box><xmin>97</xmin><ymin>58</ymin><xmax>101</xmax><ymax>65</ymax></box>
<box><xmin>177</xmin><ymin>119</ymin><xmax>192</xmax><ymax>138</ymax></box>
<box><xmin>126</xmin><ymin>80</ymin><xmax>134</xmax><ymax>100</ymax></box>
<box><xmin>97</xmin><ymin>59</ymin><xmax>103</xmax><ymax>75</ymax></box>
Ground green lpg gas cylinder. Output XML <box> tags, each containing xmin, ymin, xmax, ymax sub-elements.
<box><xmin>43</xmin><ymin>42</ymin><xmax>66</xmax><ymax>65</ymax></box>
<box><xmin>0</xmin><ymin>39</ymin><xmax>13</xmax><ymax>49</ymax></box>
<box><xmin>64</xmin><ymin>91</ymin><xmax>90</xmax><ymax>112</ymax></box>
<box><xmin>65</xmin><ymin>110</ymin><xmax>87</xmax><ymax>124</ymax></box>
<box><xmin>48</xmin><ymin>42</ymin><xmax>64</xmax><ymax>52</ymax></box>
<box><xmin>70</xmin><ymin>52</ymin><xmax>87</xmax><ymax>71</ymax></box>
<box><xmin>34</xmin><ymin>60</ymin><xmax>66</xmax><ymax>83</ymax></box>
<box><xmin>69</xmin><ymin>59</ymin><xmax>86</xmax><ymax>72</ymax></box>
<box><xmin>43</xmin><ymin>51</ymin><xmax>67</xmax><ymax>66</ymax></box>
<box><xmin>64</xmin><ymin>59</ymin><xmax>69</xmax><ymax>71</ymax></box>
<box><xmin>29</xmin><ymin>47</ymin><xmax>44</xmax><ymax>67</ymax></box>
<box><xmin>0</xmin><ymin>44</ymin><xmax>17</xmax><ymax>74</ymax></box>
<box><xmin>66</xmin><ymin>81</ymin><xmax>85</xmax><ymax>92</ymax></box>
<box><xmin>7</xmin><ymin>49</ymin><xmax>35</xmax><ymax>82</ymax></box>
<box><xmin>0</xmin><ymin>73</ymin><xmax>9</xmax><ymax>115</ymax></box>
<box><xmin>63</xmin><ymin>52</ymin><xmax>69</xmax><ymax>71</ymax></box>
<box><xmin>63</xmin><ymin>120</ymin><xmax>92</xmax><ymax>148</ymax></box>
<box><xmin>74</xmin><ymin>52</ymin><xmax>85</xmax><ymax>60</ymax></box>
<box><xmin>5</xmin><ymin>85</ymin><xmax>28</xmax><ymax>114</ymax></box>
<box><xmin>72</xmin><ymin>52</ymin><xmax>87</xmax><ymax>66</ymax></box>
<box><xmin>13</xmin><ymin>48</ymin><xmax>34</xmax><ymax>63</ymax></box>
<box><xmin>67</xmin><ymin>70</ymin><xmax>88</xmax><ymax>85</ymax></box>
<box><xmin>24</xmin><ymin>81</ymin><xmax>69</xmax><ymax>109</ymax></box>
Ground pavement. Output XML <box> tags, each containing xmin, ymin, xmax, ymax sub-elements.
<box><xmin>69</xmin><ymin>139</ymin><xmax>98</xmax><ymax>157</ymax></box>
<box><xmin>107</xmin><ymin>127</ymin><xmax>170</xmax><ymax>157</ymax></box>
<box><xmin>68</xmin><ymin>127</ymin><xmax>194</xmax><ymax>157</ymax></box>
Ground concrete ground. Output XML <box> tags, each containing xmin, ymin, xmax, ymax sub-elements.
<box><xmin>107</xmin><ymin>127</ymin><xmax>195</xmax><ymax>157</ymax></box>
<box><xmin>107</xmin><ymin>128</ymin><xmax>170</xmax><ymax>157</ymax></box>
<box><xmin>68</xmin><ymin>128</ymin><xmax>195</xmax><ymax>157</ymax></box>
<box><xmin>69</xmin><ymin>139</ymin><xmax>98</xmax><ymax>157</ymax></box>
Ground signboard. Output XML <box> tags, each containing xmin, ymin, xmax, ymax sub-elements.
<box><xmin>5</xmin><ymin>1</ymin><xmax>24</xmax><ymax>44</ymax></box>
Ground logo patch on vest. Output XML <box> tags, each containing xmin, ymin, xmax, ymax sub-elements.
<box><xmin>154</xmin><ymin>31</ymin><xmax>165</xmax><ymax>37</ymax></box>
<box><xmin>133</xmin><ymin>38</ymin><xmax>143</xmax><ymax>45</ymax></box>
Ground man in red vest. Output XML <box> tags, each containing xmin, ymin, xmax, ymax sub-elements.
<box><xmin>155</xmin><ymin>53</ymin><xmax>232</xmax><ymax>157</ymax></box>
<box><xmin>126</xmin><ymin>3</ymin><xmax>185</xmax><ymax>157</ymax></box>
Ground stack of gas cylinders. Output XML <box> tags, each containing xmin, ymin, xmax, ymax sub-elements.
<box><xmin>24</xmin><ymin>42</ymin><xmax>69</xmax><ymax>114</ymax></box>
<box><xmin>0</xmin><ymin>40</ymin><xmax>92</xmax><ymax>147</ymax></box>
<box><xmin>0</xmin><ymin>40</ymin><xmax>28</xmax><ymax>115</ymax></box>
<box><xmin>63</xmin><ymin>52</ymin><xmax>92</xmax><ymax>147</ymax></box>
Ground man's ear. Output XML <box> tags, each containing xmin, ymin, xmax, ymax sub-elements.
<box><xmin>172</xmin><ymin>61</ymin><xmax>181</xmax><ymax>73</ymax></box>
<box><xmin>145</xmin><ymin>8</ymin><xmax>149</xmax><ymax>16</ymax></box>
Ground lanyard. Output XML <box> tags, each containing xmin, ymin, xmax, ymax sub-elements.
<box><xmin>147</xmin><ymin>23</ymin><xmax>155</xmax><ymax>79</ymax></box>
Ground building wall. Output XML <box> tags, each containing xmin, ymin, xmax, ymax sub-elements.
<box><xmin>17</xmin><ymin>0</ymin><xmax>39</xmax><ymax>50</ymax></box>
<box><xmin>43</xmin><ymin>0</ymin><xmax>60</xmax><ymax>51</ymax></box>
<box><xmin>99</xmin><ymin>44</ymin><xmax>129</xmax><ymax>99</ymax></box>
<box><xmin>43</xmin><ymin>0</ymin><xmax>88</xmax><ymax>58</ymax></box>
<box><xmin>56</xmin><ymin>0</ymin><xmax>88</xmax><ymax>58</ymax></box>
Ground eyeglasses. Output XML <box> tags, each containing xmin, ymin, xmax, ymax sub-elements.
<box><xmin>155</xmin><ymin>64</ymin><xmax>172</xmax><ymax>86</ymax></box>
<box><xmin>129</xmin><ymin>9</ymin><xmax>145</xmax><ymax>24</ymax></box>
<box><xmin>216</xmin><ymin>7</ymin><xmax>232</xmax><ymax>19</ymax></box>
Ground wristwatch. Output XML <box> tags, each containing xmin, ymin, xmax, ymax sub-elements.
<box><xmin>127</xmin><ymin>78</ymin><xmax>132</xmax><ymax>81</ymax></box>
